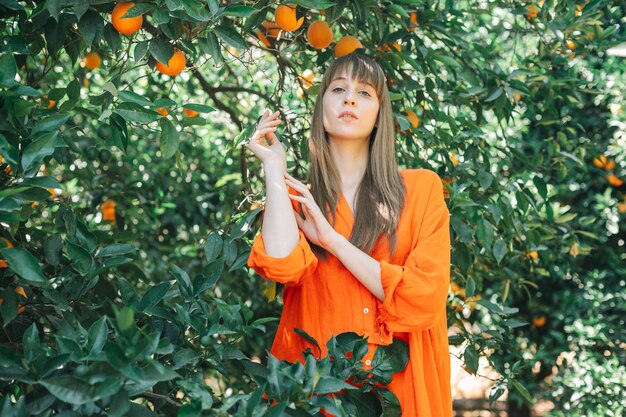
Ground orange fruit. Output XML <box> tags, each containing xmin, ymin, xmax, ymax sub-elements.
<box><xmin>566</xmin><ymin>39</ymin><xmax>577</xmax><ymax>50</ymax></box>
<box><xmin>0</xmin><ymin>238</ymin><xmax>14</xmax><ymax>268</ymax></box>
<box><xmin>156</xmin><ymin>49</ymin><xmax>186</xmax><ymax>76</ymax></box>
<box><xmin>83</xmin><ymin>52</ymin><xmax>101</xmax><ymax>70</ymax></box>
<box><xmin>307</xmin><ymin>20</ymin><xmax>333</xmax><ymax>49</ymax></box>
<box><xmin>409</xmin><ymin>12</ymin><xmax>418</xmax><ymax>31</ymax></box>
<box><xmin>449</xmin><ymin>152</ymin><xmax>459</xmax><ymax>167</ymax></box>
<box><xmin>183</xmin><ymin>108</ymin><xmax>199</xmax><ymax>117</ymax></box>
<box><xmin>527</xmin><ymin>250</ymin><xmax>539</xmax><ymax>260</ymax></box>
<box><xmin>101</xmin><ymin>200</ymin><xmax>116</xmax><ymax>222</ymax></box>
<box><xmin>299</xmin><ymin>69</ymin><xmax>314</xmax><ymax>89</ymax></box>
<box><xmin>533</xmin><ymin>316</ymin><xmax>546</xmax><ymax>327</ymax></box>
<box><xmin>156</xmin><ymin>107</ymin><xmax>169</xmax><ymax>116</ymax></box>
<box><xmin>606</xmin><ymin>174</ymin><xmax>623</xmax><ymax>187</ymax></box>
<box><xmin>262</xmin><ymin>21</ymin><xmax>281</xmax><ymax>38</ymax></box>
<box><xmin>403</xmin><ymin>109</ymin><xmax>419</xmax><ymax>128</ymax></box>
<box><xmin>334</xmin><ymin>35</ymin><xmax>363</xmax><ymax>58</ymax></box>
<box><xmin>617</xmin><ymin>198</ymin><xmax>626</xmax><ymax>214</ymax></box>
<box><xmin>524</xmin><ymin>5</ymin><xmax>538</xmax><ymax>20</ymax></box>
<box><xmin>513</xmin><ymin>92</ymin><xmax>522</xmax><ymax>101</ymax></box>
<box><xmin>378</xmin><ymin>42</ymin><xmax>401</xmax><ymax>52</ymax></box>
<box><xmin>111</xmin><ymin>2</ymin><xmax>143</xmax><ymax>36</ymax></box>
<box><xmin>257</xmin><ymin>30</ymin><xmax>271</xmax><ymax>47</ymax></box>
<box><xmin>275</xmin><ymin>4</ymin><xmax>304</xmax><ymax>32</ymax></box>
<box><xmin>83</xmin><ymin>78</ymin><xmax>90</xmax><ymax>87</ymax></box>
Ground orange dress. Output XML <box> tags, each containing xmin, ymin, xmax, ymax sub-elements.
<box><xmin>247</xmin><ymin>168</ymin><xmax>453</xmax><ymax>417</ymax></box>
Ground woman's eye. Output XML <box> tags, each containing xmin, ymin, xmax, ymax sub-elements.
<box><xmin>360</xmin><ymin>90</ymin><xmax>371</xmax><ymax>96</ymax></box>
<box><xmin>332</xmin><ymin>87</ymin><xmax>344</xmax><ymax>92</ymax></box>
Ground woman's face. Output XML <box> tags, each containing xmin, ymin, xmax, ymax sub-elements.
<box><xmin>322</xmin><ymin>71</ymin><xmax>380</xmax><ymax>143</ymax></box>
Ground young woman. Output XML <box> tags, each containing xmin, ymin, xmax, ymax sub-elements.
<box><xmin>246</xmin><ymin>53</ymin><xmax>452</xmax><ymax>417</ymax></box>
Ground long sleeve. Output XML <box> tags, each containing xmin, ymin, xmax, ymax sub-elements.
<box><xmin>248</xmin><ymin>229</ymin><xmax>318</xmax><ymax>285</ymax></box>
<box><xmin>247</xmin><ymin>186</ymin><xmax>319</xmax><ymax>286</ymax></box>
<box><xmin>376</xmin><ymin>171</ymin><xmax>450</xmax><ymax>332</ymax></box>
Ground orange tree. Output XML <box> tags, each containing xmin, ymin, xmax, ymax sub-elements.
<box><xmin>0</xmin><ymin>0</ymin><xmax>625</xmax><ymax>415</ymax></box>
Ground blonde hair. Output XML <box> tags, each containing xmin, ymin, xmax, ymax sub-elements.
<box><xmin>307</xmin><ymin>54</ymin><xmax>406</xmax><ymax>259</ymax></box>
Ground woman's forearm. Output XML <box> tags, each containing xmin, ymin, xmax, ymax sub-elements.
<box><xmin>261</xmin><ymin>163</ymin><xmax>301</xmax><ymax>257</ymax></box>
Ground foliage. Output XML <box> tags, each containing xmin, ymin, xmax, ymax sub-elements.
<box><xmin>0</xmin><ymin>0</ymin><xmax>625</xmax><ymax>415</ymax></box>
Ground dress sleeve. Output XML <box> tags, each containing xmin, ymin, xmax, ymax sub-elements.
<box><xmin>376</xmin><ymin>171</ymin><xmax>450</xmax><ymax>332</ymax></box>
<box><xmin>247</xmin><ymin>186</ymin><xmax>319</xmax><ymax>286</ymax></box>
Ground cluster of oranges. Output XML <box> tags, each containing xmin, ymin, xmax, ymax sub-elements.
<box><xmin>109</xmin><ymin>3</ymin><xmax>186</xmax><ymax>77</ymax></box>
<box><xmin>593</xmin><ymin>154</ymin><xmax>623</xmax><ymax>187</ymax></box>
<box><xmin>259</xmin><ymin>4</ymin><xmax>417</xmax><ymax>58</ymax></box>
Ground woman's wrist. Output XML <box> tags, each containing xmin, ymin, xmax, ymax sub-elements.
<box><xmin>262</xmin><ymin>160</ymin><xmax>285</xmax><ymax>175</ymax></box>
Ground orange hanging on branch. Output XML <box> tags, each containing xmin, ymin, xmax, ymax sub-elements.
<box><xmin>156</xmin><ymin>49</ymin><xmax>186</xmax><ymax>77</ymax></box>
<box><xmin>111</xmin><ymin>2</ymin><xmax>143</xmax><ymax>36</ymax></box>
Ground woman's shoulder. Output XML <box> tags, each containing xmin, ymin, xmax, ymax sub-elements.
<box><xmin>400</xmin><ymin>168</ymin><xmax>441</xmax><ymax>185</ymax></box>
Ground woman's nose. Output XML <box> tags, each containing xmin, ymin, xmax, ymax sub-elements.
<box><xmin>344</xmin><ymin>97</ymin><xmax>356</xmax><ymax>106</ymax></box>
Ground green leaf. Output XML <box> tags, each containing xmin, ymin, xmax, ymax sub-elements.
<box><xmin>139</xmin><ymin>282</ymin><xmax>172</xmax><ymax>311</ymax></box>
<box><xmin>511</xmin><ymin>379</ymin><xmax>534</xmax><ymax>403</ymax></box>
<box><xmin>114</xmin><ymin>102</ymin><xmax>160</xmax><ymax>124</ymax></box>
<box><xmin>150</xmin><ymin>38</ymin><xmax>175</xmax><ymax>66</ymax></box>
<box><xmin>0</xmin><ymin>288</ymin><xmax>18</xmax><ymax>325</ymax></box>
<box><xmin>204</xmin><ymin>232</ymin><xmax>223</xmax><ymax>262</ymax></box>
<box><xmin>96</xmin><ymin>244</ymin><xmax>138</xmax><ymax>258</ymax></box>
<box><xmin>465</xmin><ymin>277</ymin><xmax>476</xmax><ymax>298</ymax></box>
<box><xmin>73</xmin><ymin>0</ymin><xmax>90</xmax><ymax>21</ymax></box>
<box><xmin>484</xmin><ymin>87</ymin><xmax>503</xmax><ymax>102</ymax></box>
<box><xmin>134</xmin><ymin>40</ymin><xmax>150</xmax><ymax>62</ymax></box>
<box><xmin>87</xmin><ymin>316</ymin><xmax>108</xmax><ymax>355</ymax></box>
<box><xmin>477</xmin><ymin>170</ymin><xmax>493</xmax><ymax>190</ymax></box>
<box><xmin>222</xmin><ymin>5</ymin><xmax>256</xmax><ymax>17</ymax></box>
<box><xmin>213</xmin><ymin>25</ymin><xmax>248</xmax><ymax>50</ymax></box>
<box><xmin>493</xmin><ymin>239</ymin><xmax>506</xmax><ymax>264</ymax></box>
<box><xmin>160</xmin><ymin>118</ymin><xmax>180</xmax><ymax>159</ymax></box>
<box><xmin>170</xmin><ymin>264</ymin><xmax>193</xmax><ymax>300</ymax></box>
<box><xmin>294</xmin><ymin>328</ymin><xmax>321</xmax><ymax>357</ymax></box>
<box><xmin>31</xmin><ymin>113</ymin><xmax>70</xmax><ymax>137</ymax></box>
<box><xmin>182</xmin><ymin>103</ymin><xmax>215</xmax><ymax>113</ymax></box>
<box><xmin>119</xmin><ymin>90</ymin><xmax>153</xmax><ymax>107</ymax></box>
<box><xmin>432</xmin><ymin>53</ymin><xmax>460</xmax><ymax>68</ymax></box>
<box><xmin>180</xmin><ymin>0</ymin><xmax>210</xmax><ymax>22</ymax></box>
<box><xmin>40</xmin><ymin>375</ymin><xmax>95</xmax><ymax>405</ymax></box>
<box><xmin>152</xmin><ymin>8</ymin><xmax>170</xmax><ymax>25</ymax></box>
<box><xmin>463</xmin><ymin>344</ymin><xmax>479</xmax><ymax>374</ymax></box>
<box><xmin>295</xmin><ymin>0</ymin><xmax>335</xmax><ymax>10</ymax></box>
<box><xmin>0</xmin><ymin>247</ymin><xmax>49</xmax><ymax>286</ymax></box>
<box><xmin>504</xmin><ymin>318</ymin><xmax>528</xmax><ymax>328</ymax></box>
<box><xmin>372</xmin><ymin>337</ymin><xmax>409</xmax><ymax>375</ymax></box>
<box><xmin>43</xmin><ymin>234</ymin><xmax>62</xmax><ymax>266</ymax></box>
<box><xmin>314</xmin><ymin>376</ymin><xmax>356</xmax><ymax>395</ymax></box>
<box><xmin>21</xmin><ymin>131</ymin><xmax>61</xmax><ymax>171</ymax></box>
<box><xmin>65</xmin><ymin>240</ymin><xmax>95</xmax><ymax>276</ymax></box>
<box><xmin>201</xmin><ymin>32</ymin><xmax>223</xmax><ymax>64</ymax></box>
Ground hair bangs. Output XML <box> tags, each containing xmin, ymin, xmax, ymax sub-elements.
<box><xmin>322</xmin><ymin>54</ymin><xmax>386</xmax><ymax>98</ymax></box>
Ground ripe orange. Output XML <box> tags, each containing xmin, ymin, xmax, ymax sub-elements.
<box><xmin>409</xmin><ymin>12</ymin><xmax>418</xmax><ymax>31</ymax></box>
<box><xmin>449</xmin><ymin>152</ymin><xmax>459</xmax><ymax>167</ymax></box>
<box><xmin>183</xmin><ymin>108</ymin><xmax>199</xmax><ymax>117</ymax></box>
<box><xmin>403</xmin><ymin>109</ymin><xmax>419</xmax><ymax>128</ymax></box>
<box><xmin>513</xmin><ymin>92</ymin><xmax>522</xmax><ymax>101</ymax></box>
<box><xmin>101</xmin><ymin>200</ymin><xmax>116</xmax><ymax>222</ymax></box>
<box><xmin>83</xmin><ymin>78</ymin><xmax>90</xmax><ymax>87</ymax></box>
<box><xmin>83</xmin><ymin>52</ymin><xmax>101</xmax><ymax>70</ymax></box>
<box><xmin>299</xmin><ymin>69</ymin><xmax>314</xmax><ymax>89</ymax></box>
<box><xmin>378</xmin><ymin>41</ymin><xmax>401</xmax><ymax>52</ymax></box>
<box><xmin>533</xmin><ymin>316</ymin><xmax>547</xmax><ymax>327</ymax></box>
<box><xmin>524</xmin><ymin>5</ymin><xmax>538</xmax><ymax>20</ymax></box>
<box><xmin>262</xmin><ymin>21</ymin><xmax>281</xmax><ymax>38</ymax></box>
<box><xmin>527</xmin><ymin>250</ymin><xmax>539</xmax><ymax>260</ymax></box>
<box><xmin>156</xmin><ymin>49</ymin><xmax>186</xmax><ymax>76</ymax></box>
<box><xmin>111</xmin><ymin>2</ymin><xmax>143</xmax><ymax>36</ymax></box>
<box><xmin>156</xmin><ymin>107</ymin><xmax>169</xmax><ymax>116</ymax></box>
<box><xmin>0</xmin><ymin>238</ymin><xmax>14</xmax><ymax>268</ymax></box>
<box><xmin>334</xmin><ymin>35</ymin><xmax>363</xmax><ymax>58</ymax></box>
<box><xmin>606</xmin><ymin>174</ymin><xmax>623</xmax><ymax>187</ymax></box>
<box><xmin>275</xmin><ymin>4</ymin><xmax>304</xmax><ymax>32</ymax></box>
<box><xmin>307</xmin><ymin>20</ymin><xmax>333</xmax><ymax>49</ymax></box>
<box><xmin>257</xmin><ymin>30</ymin><xmax>271</xmax><ymax>47</ymax></box>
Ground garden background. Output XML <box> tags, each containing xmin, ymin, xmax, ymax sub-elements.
<box><xmin>1</xmin><ymin>0</ymin><xmax>625</xmax><ymax>416</ymax></box>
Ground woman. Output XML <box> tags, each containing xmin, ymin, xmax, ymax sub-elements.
<box><xmin>246</xmin><ymin>53</ymin><xmax>452</xmax><ymax>417</ymax></box>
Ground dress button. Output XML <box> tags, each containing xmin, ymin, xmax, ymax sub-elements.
<box><xmin>363</xmin><ymin>308</ymin><xmax>369</xmax><ymax>314</ymax></box>
<box><xmin>365</xmin><ymin>359</ymin><xmax>372</xmax><ymax>366</ymax></box>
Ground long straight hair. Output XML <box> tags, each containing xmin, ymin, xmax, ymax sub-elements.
<box><xmin>307</xmin><ymin>54</ymin><xmax>406</xmax><ymax>259</ymax></box>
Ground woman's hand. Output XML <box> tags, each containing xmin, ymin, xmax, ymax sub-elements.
<box><xmin>244</xmin><ymin>109</ymin><xmax>286</xmax><ymax>171</ymax></box>
<box><xmin>283</xmin><ymin>171</ymin><xmax>341</xmax><ymax>250</ymax></box>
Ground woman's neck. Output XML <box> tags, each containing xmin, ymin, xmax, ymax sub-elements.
<box><xmin>328</xmin><ymin>138</ymin><xmax>369</xmax><ymax>190</ymax></box>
